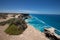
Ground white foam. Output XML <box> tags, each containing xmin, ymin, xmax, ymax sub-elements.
<box><xmin>26</xmin><ymin>15</ymin><xmax>60</xmax><ymax>35</ymax></box>
<box><xmin>32</xmin><ymin>16</ymin><xmax>46</xmax><ymax>24</ymax></box>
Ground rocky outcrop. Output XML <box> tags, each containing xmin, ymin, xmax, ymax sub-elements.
<box><xmin>44</xmin><ymin>27</ymin><xmax>60</xmax><ymax>40</ymax></box>
<box><xmin>21</xmin><ymin>14</ymin><xmax>31</xmax><ymax>20</ymax></box>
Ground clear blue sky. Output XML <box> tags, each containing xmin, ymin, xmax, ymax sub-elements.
<box><xmin>0</xmin><ymin>0</ymin><xmax>60</xmax><ymax>14</ymax></box>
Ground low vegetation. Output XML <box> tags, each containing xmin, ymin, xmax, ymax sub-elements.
<box><xmin>0</xmin><ymin>13</ymin><xmax>29</xmax><ymax>35</ymax></box>
<box><xmin>0</xmin><ymin>13</ymin><xmax>8</xmax><ymax>19</ymax></box>
<box><xmin>5</xmin><ymin>24</ymin><xmax>24</xmax><ymax>35</ymax></box>
<box><xmin>4</xmin><ymin>18</ymin><xmax>27</xmax><ymax>35</ymax></box>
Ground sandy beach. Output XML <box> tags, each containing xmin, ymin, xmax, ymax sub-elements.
<box><xmin>0</xmin><ymin>24</ymin><xmax>49</xmax><ymax>40</ymax></box>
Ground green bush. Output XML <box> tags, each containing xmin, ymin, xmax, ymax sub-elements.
<box><xmin>5</xmin><ymin>24</ymin><xmax>24</xmax><ymax>35</ymax></box>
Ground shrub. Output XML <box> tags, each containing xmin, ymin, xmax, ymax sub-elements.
<box><xmin>5</xmin><ymin>24</ymin><xmax>24</xmax><ymax>35</ymax></box>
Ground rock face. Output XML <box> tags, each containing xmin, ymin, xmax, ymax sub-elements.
<box><xmin>44</xmin><ymin>27</ymin><xmax>60</xmax><ymax>40</ymax></box>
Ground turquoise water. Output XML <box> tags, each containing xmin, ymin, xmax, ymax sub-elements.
<box><xmin>25</xmin><ymin>14</ymin><xmax>60</xmax><ymax>35</ymax></box>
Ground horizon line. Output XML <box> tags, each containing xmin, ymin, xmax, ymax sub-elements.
<box><xmin>0</xmin><ymin>12</ymin><xmax>60</xmax><ymax>15</ymax></box>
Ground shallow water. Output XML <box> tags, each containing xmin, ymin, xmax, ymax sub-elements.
<box><xmin>25</xmin><ymin>14</ymin><xmax>60</xmax><ymax>35</ymax></box>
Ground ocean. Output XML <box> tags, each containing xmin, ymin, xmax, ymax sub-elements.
<box><xmin>25</xmin><ymin>14</ymin><xmax>60</xmax><ymax>35</ymax></box>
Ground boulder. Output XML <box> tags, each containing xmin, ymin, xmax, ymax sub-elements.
<box><xmin>44</xmin><ymin>27</ymin><xmax>60</xmax><ymax>40</ymax></box>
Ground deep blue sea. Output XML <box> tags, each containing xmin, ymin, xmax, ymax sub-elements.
<box><xmin>25</xmin><ymin>14</ymin><xmax>60</xmax><ymax>35</ymax></box>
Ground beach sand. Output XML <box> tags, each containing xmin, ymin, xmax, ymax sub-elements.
<box><xmin>0</xmin><ymin>24</ymin><xmax>49</xmax><ymax>40</ymax></box>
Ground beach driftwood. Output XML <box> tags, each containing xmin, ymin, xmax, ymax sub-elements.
<box><xmin>44</xmin><ymin>27</ymin><xmax>60</xmax><ymax>40</ymax></box>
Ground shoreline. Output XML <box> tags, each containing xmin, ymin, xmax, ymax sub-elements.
<box><xmin>0</xmin><ymin>24</ymin><xmax>49</xmax><ymax>40</ymax></box>
<box><xmin>0</xmin><ymin>13</ymin><xmax>60</xmax><ymax>40</ymax></box>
